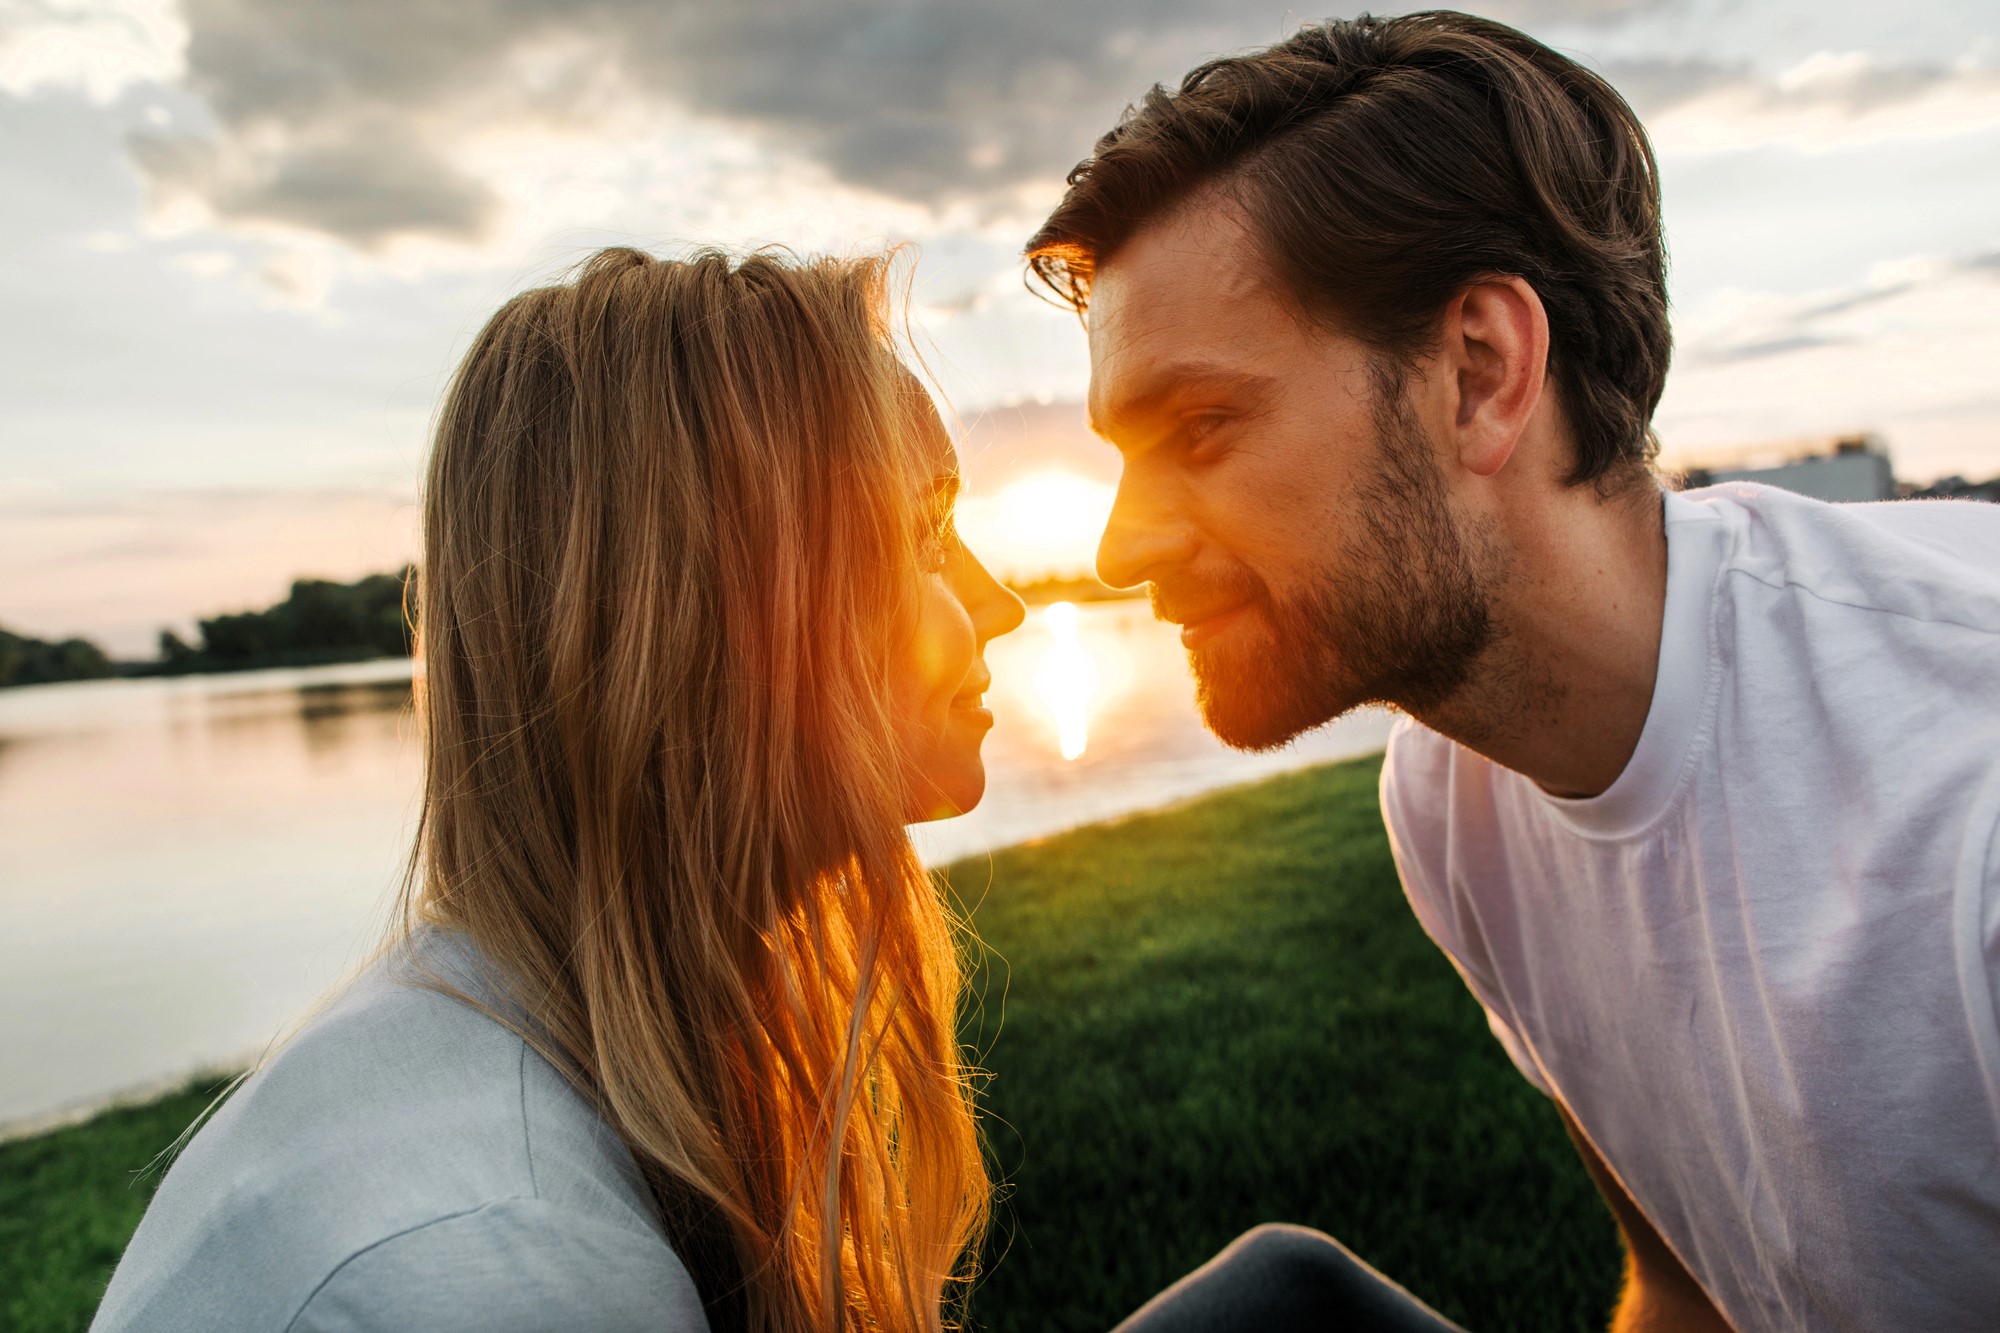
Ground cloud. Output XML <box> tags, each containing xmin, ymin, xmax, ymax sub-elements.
<box><xmin>140</xmin><ymin>0</ymin><xmax>1252</xmax><ymax>245</ymax></box>
<box><xmin>1598</xmin><ymin>55</ymin><xmax>1745</xmax><ymax>113</ymax></box>
<box><xmin>1670</xmin><ymin>250</ymin><xmax>2000</xmax><ymax>368</ymax></box>
<box><xmin>163</xmin><ymin>245</ymin><xmax>230</xmax><ymax>276</ymax></box>
<box><xmin>111</xmin><ymin>0</ymin><xmax>1675</xmax><ymax>251</ymax></box>
<box><xmin>1656</xmin><ymin>250</ymin><xmax>2000</xmax><ymax>481</ymax></box>
<box><xmin>1613</xmin><ymin>50</ymin><xmax>2000</xmax><ymax>154</ymax></box>
<box><xmin>0</xmin><ymin>0</ymin><xmax>185</xmax><ymax>104</ymax></box>
<box><xmin>131</xmin><ymin>115</ymin><xmax>496</xmax><ymax>249</ymax></box>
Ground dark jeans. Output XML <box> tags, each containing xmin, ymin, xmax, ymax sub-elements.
<box><xmin>1111</xmin><ymin>1225</ymin><xmax>1469</xmax><ymax>1332</ymax></box>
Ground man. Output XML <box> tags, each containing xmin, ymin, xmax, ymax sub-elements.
<box><xmin>1029</xmin><ymin>12</ymin><xmax>2000</xmax><ymax>1332</ymax></box>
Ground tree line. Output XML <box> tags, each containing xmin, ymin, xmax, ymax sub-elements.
<box><xmin>0</xmin><ymin>629</ymin><xmax>113</xmax><ymax>689</ymax></box>
<box><xmin>0</xmin><ymin>568</ymin><xmax>415</xmax><ymax>689</ymax></box>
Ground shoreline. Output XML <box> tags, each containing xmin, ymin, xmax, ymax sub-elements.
<box><xmin>0</xmin><ymin>606</ymin><xmax>1392</xmax><ymax>1140</ymax></box>
<box><xmin>0</xmin><ymin>1061</ymin><xmax>253</xmax><ymax>1147</ymax></box>
<box><xmin>0</xmin><ymin>740</ymin><xmax>1396</xmax><ymax>1143</ymax></box>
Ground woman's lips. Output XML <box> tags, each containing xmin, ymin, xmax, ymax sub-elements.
<box><xmin>950</xmin><ymin>698</ymin><xmax>994</xmax><ymax>729</ymax></box>
<box><xmin>950</xmin><ymin>669</ymin><xmax>993</xmax><ymax>724</ymax></box>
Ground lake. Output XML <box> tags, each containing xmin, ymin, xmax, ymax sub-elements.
<box><xmin>0</xmin><ymin>599</ymin><xmax>1392</xmax><ymax>1131</ymax></box>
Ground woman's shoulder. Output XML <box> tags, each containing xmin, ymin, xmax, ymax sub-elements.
<box><xmin>92</xmin><ymin>931</ymin><xmax>707</xmax><ymax>1331</ymax></box>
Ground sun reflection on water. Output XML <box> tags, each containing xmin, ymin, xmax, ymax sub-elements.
<box><xmin>1033</xmin><ymin>602</ymin><xmax>1095</xmax><ymax>759</ymax></box>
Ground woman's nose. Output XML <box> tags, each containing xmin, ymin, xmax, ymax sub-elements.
<box><xmin>962</xmin><ymin>549</ymin><xmax>1026</xmax><ymax>642</ymax></box>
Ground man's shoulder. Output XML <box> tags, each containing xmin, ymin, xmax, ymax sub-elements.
<box><xmin>1379</xmin><ymin>715</ymin><xmax>1501</xmax><ymax>829</ymax></box>
<box><xmin>1377</xmin><ymin>717</ymin><xmax>1506</xmax><ymax>906</ymax></box>
<box><xmin>1380</xmin><ymin>712</ymin><xmax>1459</xmax><ymax>789</ymax></box>
<box><xmin>1683</xmin><ymin>483</ymin><xmax>2000</xmax><ymax>637</ymax></box>
<box><xmin>1686</xmin><ymin>486</ymin><xmax>2000</xmax><ymax>788</ymax></box>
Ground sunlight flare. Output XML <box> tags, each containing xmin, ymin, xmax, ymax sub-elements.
<box><xmin>955</xmin><ymin>470</ymin><xmax>1116</xmax><ymax>580</ymax></box>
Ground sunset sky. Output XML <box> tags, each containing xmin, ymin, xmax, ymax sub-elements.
<box><xmin>4</xmin><ymin>0</ymin><xmax>1999</xmax><ymax>653</ymax></box>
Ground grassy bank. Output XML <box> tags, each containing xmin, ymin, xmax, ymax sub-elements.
<box><xmin>949</xmin><ymin>755</ymin><xmax>1617</xmax><ymax>1330</ymax></box>
<box><xmin>1</xmin><ymin>757</ymin><xmax>1617</xmax><ymax>1331</ymax></box>
<box><xmin>1</xmin><ymin>1076</ymin><xmax>238</xmax><ymax>1330</ymax></box>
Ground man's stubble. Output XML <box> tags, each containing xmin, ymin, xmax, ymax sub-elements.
<box><xmin>1180</xmin><ymin>372</ymin><xmax>1500</xmax><ymax>751</ymax></box>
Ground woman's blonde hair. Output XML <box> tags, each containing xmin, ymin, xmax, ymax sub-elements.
<box><xmin>400</xmin><ymin>247</ymin><xmax>987</xmax><ymax>1331</ymax></box>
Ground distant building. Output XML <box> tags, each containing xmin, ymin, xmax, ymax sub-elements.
<box><xmin>1903</xmin><ymin>474</ymin><xmax>2000</xmax><ymax>503</ymax></box>
<box><xmin>1678</xmin><ymin>434</ymin><xmax>1897</xmax><ymax>503</ymax></box>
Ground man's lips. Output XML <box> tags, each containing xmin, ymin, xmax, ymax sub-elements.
<box><xmin>1168</xmin><ymin>600</ymin><xmax>1254</xmax><ymax>650</ymax></box>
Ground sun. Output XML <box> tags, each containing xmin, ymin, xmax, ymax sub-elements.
<box><xmin>955</xmin><ymin>470</ymin><xmax>1117</xmax><ymax>577</ymax></box>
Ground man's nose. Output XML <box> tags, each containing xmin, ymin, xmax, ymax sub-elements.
<box><xmin>1096</xmin><ymin>476</ymin><xmax>1195</xmax><ymax>590</ymax></box>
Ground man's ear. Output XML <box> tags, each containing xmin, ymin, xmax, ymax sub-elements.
<box><xmin>1443</xmin><ymin>277</ymin><xmax>1549</xmax><ymax>479</ymax></box>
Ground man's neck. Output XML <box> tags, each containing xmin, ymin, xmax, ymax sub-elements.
<box><xmin>1414</xmin><ymin>484</ymin><xmax>1669</xmax><ymax>800</ymax></box>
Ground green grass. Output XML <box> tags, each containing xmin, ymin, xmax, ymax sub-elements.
<box><xmin>0</xmin><ymin>1075</ymin><xmax>237</xmax><ymax>1332</ymax></box>
<box><xmin>948</xmin><ymin>756</ymin><xmax>1619</xmax><ymax>1331</ymax></box>
<box><xmin>1</xmin><ymin>757</ymin><xmax>1618</xmax><ymax>1331</ymax></box>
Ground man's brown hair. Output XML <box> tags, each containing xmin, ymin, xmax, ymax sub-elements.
<box><xmin>1026</xmin><ymin>10</ymin><xmax>1671</xmax><ymax>488</ymax></box>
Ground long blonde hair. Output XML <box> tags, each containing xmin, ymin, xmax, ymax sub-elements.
<box><xmin>401</xmin><ymin>247</ymin><xmax>988</xmax><ymax>1331</ymax></box>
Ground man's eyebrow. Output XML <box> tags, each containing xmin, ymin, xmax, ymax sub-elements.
<box><xmin>1089</xmin><ymin>365</ymin><xmax>1278</xmax><ymax>439</ymax></box>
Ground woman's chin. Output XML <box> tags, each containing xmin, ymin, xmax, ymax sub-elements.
<box><xmin>904</xmin><ymin>768</ymin><xmax>986</xmax><ymax>825</ymax></box>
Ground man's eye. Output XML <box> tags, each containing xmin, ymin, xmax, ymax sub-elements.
<box><xmin>1183</xmin><ymin>414</ymin><xmax>1230</xmax><ymax>454</ymax></box>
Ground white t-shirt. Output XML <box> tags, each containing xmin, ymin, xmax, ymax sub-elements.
<box><xmin>1380</xmin><ymin>482</ymin><xmax>2000</xmax><ymax>1333</ymax></box>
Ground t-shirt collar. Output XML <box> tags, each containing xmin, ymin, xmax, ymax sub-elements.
<box><xmin>1528</xmin><ymin>490</ymin><xmax>1730</xmax><ymax>840</ymax></box>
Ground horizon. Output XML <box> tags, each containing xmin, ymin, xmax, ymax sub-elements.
<box><xmin>5</xmin><ymin>0</ymin><xmax>2000</xmax><ymax>654</ymax></box>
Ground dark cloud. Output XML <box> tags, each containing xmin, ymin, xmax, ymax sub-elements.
<box><xmin>131</xmin><ymin>117</ymin><xmax>494</xmax><ymax>248</ymax></box>
<box><xmin>138</xmin><ymin>0</ymin><xmax>1678</xmax><ymax>248</ymax></box>
<box><xmin>1596</xmin><ymin>56</ymin><xmax>1747</xmax><ymax>114</ymax></box>
<box><xmin>1600</xmin><ymin>50</ymin><xmax>1984</xmax><ymax>122</ymax></box>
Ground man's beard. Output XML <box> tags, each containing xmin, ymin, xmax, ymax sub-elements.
<box><xmin>1161</xmin><ymin>378</ymin><xmax>1495</xmax><ymax>752</ymax></box>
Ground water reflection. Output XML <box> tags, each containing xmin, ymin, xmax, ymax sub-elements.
<box><xmin>0</xmin><ymin>662</ymin><xmax>421</xmax><ymax>1130</ymax></box>
<box><xmin>0</xmin><ymin>604</ymin><xmax>1391</xmax><ymax>1130</ymax></box>
<box><xmin>1032</xmin><ymin>603</ymin><xmax>1109</xmax><ymax>760</ymax></box>
<box><xmin>297</xmin><ymin>679</ymin><xmax>414</xmax><ymax>762</ymax></box>
<box><xmin>912</xmin><ymin>599</ymin><xmax>1393</xmax><ymax>866</ymax></box>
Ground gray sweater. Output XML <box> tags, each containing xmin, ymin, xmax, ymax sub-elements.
<box><xmin>92</xmin><ymin>933</ymin><xmax>709</xmax><ymax>1332</ymax></box>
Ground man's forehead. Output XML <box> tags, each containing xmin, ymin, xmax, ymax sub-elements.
<box><xmin>1089</xmin><ymin>195</ymin><xmax>1274</xmax><ymax>332</ymax></box>
<box><xmin>1085</xmin><ymin>200</ymin><xmax>1291</xmax><ymax>433</ymax></box>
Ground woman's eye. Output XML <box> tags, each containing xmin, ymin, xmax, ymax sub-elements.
<box><xmin>923</xmin><ymin>517</ymin><xmax>958</xmax><ymax>572</ymax></box>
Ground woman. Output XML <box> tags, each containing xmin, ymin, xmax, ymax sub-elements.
<box><xmin>94</xmin><ymin>247</ymin><xmax>1024</xmax><ymax>1333</ymax></box>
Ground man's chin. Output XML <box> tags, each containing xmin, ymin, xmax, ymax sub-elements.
<box><xmin>1189</xmin><ymin>643</ymin><xmax>1352</xmax><ymax>752</ymax></box>
<box><xmin>1194</xmin><ymin>688</ymin><xmax>1345</xmax><ymax>751</ymax></box>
